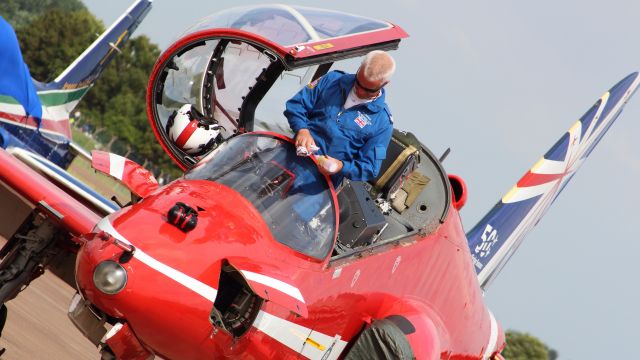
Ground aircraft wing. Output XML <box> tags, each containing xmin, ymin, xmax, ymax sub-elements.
<box><xmin>0</xmin><ymin>146</ymin><xmax>103</xmax><ymax>237</ymax></box>
<box><xmin>466</xmin><ymin>72</ymin><xmax>640</xmax><ymax>289</ymax></box>
<box><xmin>7</xmin><ymin>147</ymin><xmax>118</xmax><ymax>216</ymax></box>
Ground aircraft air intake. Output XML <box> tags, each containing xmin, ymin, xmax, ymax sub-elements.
<box><xmin>448</xmin><ymin>174</ymin><xmax>467</xmax><ymax>210</ymax></box>
<box><xmin>210</xmin><ymin>261</ymin><xmax>264</xmax><ymax>338</ymax></box>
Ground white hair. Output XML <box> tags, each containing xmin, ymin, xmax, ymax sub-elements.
<box><xmin>360</xmin><ymin>50</ymin><xmax>396</xmax><ymax>83</ymax></box>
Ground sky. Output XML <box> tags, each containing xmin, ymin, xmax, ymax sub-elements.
<box><xmin>84</xmin><ymin>1</ymin><xmax>640</xmax><ymax>358</ymax></box>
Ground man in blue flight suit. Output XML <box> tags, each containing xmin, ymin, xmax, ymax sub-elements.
<box><xmin>284</xmin><ymin>50</ymin><xmax>396</xmax><ymax>186</ymax></box>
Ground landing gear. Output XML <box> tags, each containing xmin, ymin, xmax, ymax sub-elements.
<box><xmin>0</xmin><ymin>210</ymin><xmax>76</xmax><ymax>356</ymax></box>
<box><xmin>99</xmin><ymin>345</ymin><xmax>116</xmax><ymax>360</ymax></box>
<box><xmin>0</xmin><ymin>304</ymin><xmax>6</xmax><ymax>357</ymax></box>
<box><xmin>0</xmin><ymin>304</ymin><xmax>6</xmax><ymax>337</ymax></box>
<box><xmin>0</xmin><ymin>211</ymin><xmax>58</xmax><ymax>305</ymax></box>
<box><xmin>0</xmin><ymin>211</ymin><xmax>60</xmax><ymax>356</ymax></box>
<box><xmin>344</xmin><ymin>319</ymin><xmax>415</xmax><ymax>360</ymax></box>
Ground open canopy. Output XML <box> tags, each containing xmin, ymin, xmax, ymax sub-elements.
<box><xmin>180</xmin><ymin>4</ymin><xmax>406</xmax><ymax>64</ymax></box>
<box><xmin>147</xmin><ymin>4</ymin><xmax>408</xmax><ymax>170</ymax></box>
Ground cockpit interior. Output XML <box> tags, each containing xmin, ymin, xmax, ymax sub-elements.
<box><xmin>148</xmin><ymin>5</ymin><xmax>453</xmax><ymax>262</ymax></box>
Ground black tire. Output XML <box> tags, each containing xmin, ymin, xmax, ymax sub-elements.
<box><xmin>345</xmin><ymin>319</ymin><xmax>415</xmax><ymax>360</ymax></box>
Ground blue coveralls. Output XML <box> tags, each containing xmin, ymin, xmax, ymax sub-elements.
<box><xmin>284</xmin><ymin>70</ymin><xmax>394</xmax><ymax>186</ymax></box>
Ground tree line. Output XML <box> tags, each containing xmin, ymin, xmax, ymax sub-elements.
<box><xmin>1</xmin><ymin>0</ymin><xmax>177</xmax><ymax>176</ymax></box>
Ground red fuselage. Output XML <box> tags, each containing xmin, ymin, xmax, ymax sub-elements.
<box><xmin>75</xmin><ymin>178</ymin><xmax>503</xmax><ymax>359</ymax></box>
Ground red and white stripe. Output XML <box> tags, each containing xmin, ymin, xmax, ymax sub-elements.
<box><xmin>95</xmin><ymin>217</ymin><xmax>348</xmax><ymax>359</ymax></box>
<box><xmin>91</xmin><ymin>151</ymin><xmax>158</xmax><ymax>198</ymax></box>
<box><xmin>173</xmin><ymin>120</ymin><xmax>199</xmax><ymax>149</ymax></box>
<box><xmin>91</xmin><ymin>151</ymin><xmax>127</xmax><ymax>181</ymax></box>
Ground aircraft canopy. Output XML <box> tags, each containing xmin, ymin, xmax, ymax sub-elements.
<box><xmin>147</xmin><ymin>4</ymin><xmax>407</xmax><ymax>170</ymax></box>
<box><xmin>181</xmin><ymin>4</ymin><xmax>393</xmax><ymax>47</ymax></box>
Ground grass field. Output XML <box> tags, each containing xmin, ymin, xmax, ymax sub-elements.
<box><xmin>69</xmin><ymin>127</ymin><xmax>131</xmax><ymax>204</ymax></box>
<box><xmin>70</xmin><ymin>127</ymin><xmax>97</xmax><ymax>151</ymax></box>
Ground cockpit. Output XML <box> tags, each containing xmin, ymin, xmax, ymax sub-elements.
<box><xmin>186</xmin><ymin>133</ymin><xmax>336</xmax><ymax>260</ymax></box>
<box><xmin>147</xmin><ymin>5</ymin><xmax>453</xmax><ymax>262</ymax></box>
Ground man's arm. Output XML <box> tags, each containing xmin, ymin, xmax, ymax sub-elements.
<box><xmin>285</xmin><ymin>75</ymin><xmax>334</xmax><ymax>152</ymax></box>
<box><xmin>341</xmin><ymin>124</ymin><xmax>393</xmax><ymax>181</ymax></box>
<box><xmin>283</xmin><ymin>76</ymin><xmax>329</xmax><ymax>133</ymax></box>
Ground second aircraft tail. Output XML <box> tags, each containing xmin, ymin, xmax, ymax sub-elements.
<box><xmin>466</xmin><ymin>72</ymin><xmax>640</xmax><ymax>289</ymax></box>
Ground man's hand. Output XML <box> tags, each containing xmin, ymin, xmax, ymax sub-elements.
<box><xmin>317</xmin><ymin>155</ymin><xmax>343</xmax><ymax>175</ymax></box>
<box><xmin>295</xmin><ymin>129</ymin><xmax>317</xmax><ymax>153</ymax></box>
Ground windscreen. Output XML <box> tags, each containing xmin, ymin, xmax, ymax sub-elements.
<box><xmin>185</xmin><ymin>134</ymin><xmax>336</xmax><ymax>259</ymax></box>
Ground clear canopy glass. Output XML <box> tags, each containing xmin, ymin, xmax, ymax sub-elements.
<box><xmin>185</xmin><ymin>134</ymin><xmax>336</xmax><ymax>259</ymax></box>
<box><xmin>151</xmin><ymin>4</ymin><xmax>403</xmax><ymax>169</ymax></box>
<box><xmin>155</xmin><ymin>38</ymin><xmax>273</xmax><ymax>149</ymax></box>
<box><xmin>182</xmin><ymin>4</ymin><xmax>391</xmax><ymax>46</ymax></box>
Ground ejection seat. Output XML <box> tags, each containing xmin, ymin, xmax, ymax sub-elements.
<box><xmin>336</xmin><ymin>130</ymin><xmax>430</xmax><ymax>252</ymax></box>
<box><xmin>370</xmin><ymin>129</ymin><xmax>426</xmax><ymax>206</ymax></box>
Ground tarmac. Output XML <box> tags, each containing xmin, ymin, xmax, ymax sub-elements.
<box><xmin>0</xmin><ymin>157</ymin><xmax>128</xmax><ymax>359</ymax></box>
<box><xmin>1</xmin><ymin>261</ymin><xmax>96</xmax><ymax>359</ymax></box>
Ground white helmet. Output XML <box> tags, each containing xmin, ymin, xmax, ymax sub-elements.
<box><xmin>167</xmin><ymin>104</ymin><xmax>221</xmax><ymax>156</ymax></box>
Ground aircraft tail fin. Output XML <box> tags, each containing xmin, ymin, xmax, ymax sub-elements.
<box><xmin>29</xmin><ymin>0</ymin><xmax>152</xmax><ymax>139</ymax></box>
<box><xmin>43</xmin><ymin>0</ymin><xmax>152</xmax><ymax>91</ymax></box>
<box><xmin>467</xmin><ymin>72</ymin><xmax>640</xmax><ymax>290</ymax></box>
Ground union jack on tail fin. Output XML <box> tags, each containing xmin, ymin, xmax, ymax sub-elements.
<box><xmin>466</xmin><ymin>72</ymin><xmax>640</xmax><ymax>289</ymax></box>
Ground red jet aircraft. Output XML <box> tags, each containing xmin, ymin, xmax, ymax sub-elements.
<box><xmin>0</xmin><ymin>5</ymin><xmax>637</xmax><ymax>360</ymax></box>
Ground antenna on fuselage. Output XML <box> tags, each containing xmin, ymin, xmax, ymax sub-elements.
<box><xmin>439</xmin><ymin>147</ymin><xmax>451</xmax><ymax>163</ymax></box>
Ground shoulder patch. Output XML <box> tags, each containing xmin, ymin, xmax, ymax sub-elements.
<box><xmin>308</xmin><ymin>70</ymin><xmax>345</xmax><ymax>88</ymax></box>
<box><xmin>307</xmin><ymin>77</ymin><xmax>321</xmax><ymax>89</ymax></box>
